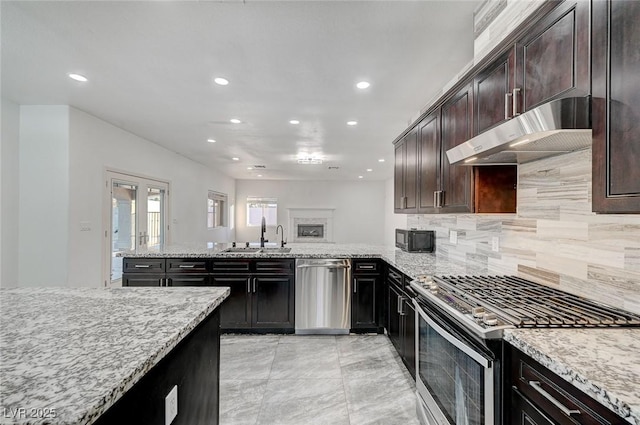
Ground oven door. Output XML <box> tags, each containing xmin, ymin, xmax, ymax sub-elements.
<box><xmin>414</xmin><ymin>298</ymin><xmax>496</xmax><ymax>425</ymax></box>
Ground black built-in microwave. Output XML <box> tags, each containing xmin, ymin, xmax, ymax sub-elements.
<box><xmin>395</xmin><ymin>229</ymin><xmax>435</xmax><ymax>253</ymax></box>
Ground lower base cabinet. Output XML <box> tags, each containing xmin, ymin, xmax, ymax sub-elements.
<box><xmin>94</xmin><ymin>310</ymin><xmax>221</xmax><ymax>425</ymax></box>
<box><xmin>351</xmin><ymin>260</ymin><xmax>385</xmax><ymax>333</ymax></box>
<box><xmin>386</xmin><ymin>267</ymin><xmax>415</xmax><ymax>379</ymax></box>
<box><xmin>506</xmin><ymin>344</ymin><xmax>625</xmax><ymax>425</ymax></box>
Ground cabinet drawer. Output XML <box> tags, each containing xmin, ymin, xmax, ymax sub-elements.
<box><xmin>387</xmin><ymin>267</ymin><xmax>404</xmax><ymax>288</ymax></box>
<box><xmin>352</xmin><ymin>260</ymin><xmax>380</xmax><ymax>274</ymax></box>
<box><xmin>254</xmin><ymin>260</ymin><xmax>294</xmax><ymax>274</ymax></box>
<box><xmin>510</xmin><ymin>348</ymin><xmax>623</xmax><ymax>425</ymax></box>
<box><xmin>168</xmin><ymin>276</ymin><xmax>211</xmax><ymax>287</ymax></box>
<box><xmin>123</xmin><ymin>258</ymin><xmax>165</xmax><ymax>273</ymax></box>
<box><xmin>211</xmin><ymin>260</ymin><xmax>251</xmax><ymax>273</ymax></box>
<box><xmin>166</xmin><ymin>258</ymin><xmax>209</xmax><ymax>273</ymax></box>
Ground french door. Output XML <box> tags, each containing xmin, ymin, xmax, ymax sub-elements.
<box><xmin>105</xmin><ymin>171</ymin><xmax>169</xmax><ymax>286</ymax></box>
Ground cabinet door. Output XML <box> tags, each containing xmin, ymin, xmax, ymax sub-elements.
<box><xmin>168</xmin><ymin>275</ymin><xmax>211</xmax><ymax>287</ymax></box>
<box><xmin>592</xmin><ymin>0</ymin><xmax>640</xmax><ymax>213</ymax></box>
<box><xmin>351</xmin><ymin>275</ymin><xmax>381</xmax><ymax>331</ymax></box>
<box><xmin>402</xmin><ymin>299</ymin><xmax>416</xmax><ymax>379</ymax></box>
<box><xmin>211</xmin><ymin>276</ymin><xmax>252</xmax><ymax>329</ymax></box>
<box><xmin>252</xmin><ymin>276</ymin><xmax>294</xmax><ymax>330</ymax></box>
<box><xmin>418</xmin><ymin>113</ymin><xmax>440</xmax><ymax>213</ymax></box>
<box><xmin>474</xmin><ymin>48</ymin><xmax>515</xmax><ymax>134</ymax></box>
<box><xmin>516</xmin><ymin>0</ymin><xmax>590</xmax><ymax>112</ymax></box>
<box><xmin>122</xmin><ymin>274</ymin><xmax>164</xmax><ymax>287</ymax></box>
<box><xmin>387</xmin><ymin>284</ymin><xmax>402</xmax><ymax>353</ymax></box>
<box><xmin>441</xmin><ymin>84</ymin><xmax>473</xmax><ymax>213</ymax></box>
<box><xmin>394</xmin><ymin>129</ymin><xmax>419</xmax><ymax>213</ymax></box>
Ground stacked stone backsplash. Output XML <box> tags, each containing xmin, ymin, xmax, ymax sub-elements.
<box><xmin>407</xmin><ymin>148</ymin><xmax>640</xmax><ymax>315</ymax></box>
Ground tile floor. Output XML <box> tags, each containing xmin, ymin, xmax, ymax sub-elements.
<box><xmin>219</xmin><ymin>334</ymin><xmax>420</xmax><ymax>425</ymax></box>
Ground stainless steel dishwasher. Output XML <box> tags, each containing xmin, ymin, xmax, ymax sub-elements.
<box><xmin>295</xmin><ymin>259</ymin><xmax>352</xmax><ymax>334</ymax></box>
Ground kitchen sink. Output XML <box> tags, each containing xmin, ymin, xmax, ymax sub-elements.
<box><xmin>222</xmin><ymin>247</ymin><xmax>261</xmax><ymax>253</ymax></box>
<box><xmin>259</xmin><ymin>247</ymin><xmax>292</xmax><ymax>253</ymax></box>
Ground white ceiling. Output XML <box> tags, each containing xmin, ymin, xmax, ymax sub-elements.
<box><xmin>1</xmin><ymin>1</ymin><xmax>479</xmax><ymax>181</ymax></box>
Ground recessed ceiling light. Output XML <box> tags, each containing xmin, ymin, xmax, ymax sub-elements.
<box><xmin>232</xmin><ymin>157</ymin><xmax>240</xmax><ymax>161</ymax></box>
<box><xmin>207</xmin><ymin>138</ymin><xmax>217</xmax><ymax>143</ymax></box>
<box><xmin>366</xmin><ymin>168</ymin><xmax>373</xmax><ymax>172</ymax></box>
<box><xmin>378</xmin><ymin>159</ymin><xmax>385</xmax><ymax>162</ymax></box>
<box><xmin>356</xmin><ymin>81</ymin><xmax>370</xmax><ymax>89</ymax></box>
<box><xmin>347</xmin><ymin>121</ymin><xmax>358</xmax><ymax>126</ymax></box>
<box><xmin>289</xmin><ymin>120</ymin><xmax>300</xmax><ymax>125</ymax></box>
<box><xmin>247</xmin><ymin>167</ymin><xmax>253</xmax><ymax>170</ymax></box>
<box><xmin>358</xmin><ymin>175</ymin><xmax>364</xmax><ymax>179</ymax></box>
<box><xmin>230</xmin><ymin>118</ymin><xmax>241</xmax><ymax>124</ymax></box>
<box><xmin>68</xmin><ymin>73</ymin><xmax>88</xmax><ymax>82</ymax></box>
<box><xmin>214</xmin><ymin>77</ymin><xmax>229</xmax><ymax>86</ymax></box>
<box><xmin>257</xmin><ymin>174</ymin><xmax>263</xmax><ymax>177</ymax></box>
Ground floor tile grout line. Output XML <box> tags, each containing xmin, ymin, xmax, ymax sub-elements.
<box><xmin>252</xmin><ymin>335</ymin><xmax>283</xmax><ymax>425</ymax></box>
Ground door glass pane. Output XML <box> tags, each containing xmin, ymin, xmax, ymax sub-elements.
<box><xmin>147</xmin><ymin>187</ymin><xmax>165</xmax><ymax>251</ymax></box>
<box><xmin>111</xmin><ymin>182</ymin><xmax>138</xmax><ymax>283</ymax></box>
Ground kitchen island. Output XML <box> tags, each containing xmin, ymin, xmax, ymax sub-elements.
<box><xmin>0</xmin><ymin>287</ymin><xmax>229</xmax><ymax>425</ymax></box>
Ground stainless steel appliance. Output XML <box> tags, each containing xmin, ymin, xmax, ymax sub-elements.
<box><xmin>396</xmin><ymin>229</ymin><xmax>435</xmax><ymax>252</ymax></box>
<box><xmin>295</xmin><ymin>259</ymin><xmax>351</xmax><ymax>334</ymax></box>
<box><xmin>410</xmin><ymin>275</ymin><xmax>640</xmax><ymax>425</ymax></box>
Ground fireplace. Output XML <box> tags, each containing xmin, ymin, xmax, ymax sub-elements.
<box><xmin>287</xmin><ymin>208</ymin><xmax>334</xmax><ymax>243</ymax></box>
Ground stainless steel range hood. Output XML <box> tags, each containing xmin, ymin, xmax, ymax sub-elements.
<box><xmin>446</xmin><ymin>96</ymin><xmax>592</xmax><ymax>166</ymax></box>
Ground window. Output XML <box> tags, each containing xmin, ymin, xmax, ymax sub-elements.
<box><xmin>247</xmin><ymin>197</ymin><xmax>277</xmax><ymax>227</ymax></box>
<box><xmin>208</xmin><ymin>191</ymin><xmax>227</xmax><ymax>228</ymax></box>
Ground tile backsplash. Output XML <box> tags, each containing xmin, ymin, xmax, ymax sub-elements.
<box><xmin>408</xmin><ymin>148</ymin><xmax>640</xmax><ymax>315</ymax></box>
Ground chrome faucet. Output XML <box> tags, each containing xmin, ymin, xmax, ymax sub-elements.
<box><xmin>260</xmin><ymin>216</ymin><xmax>268</xmax><ymax>248</ymax></box>
<box><xmin>276</xmin><ymin>225</ymin><xmax>286</xmax><ymax>248</ymax></box>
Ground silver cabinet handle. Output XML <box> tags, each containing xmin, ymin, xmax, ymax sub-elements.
<box><xmin>134</xmin><ymin>264</ymin><xmax>151</xmax><ymax>268</ymax></box>
<box><xmin>397</xmin><ymin>295</ymin><xmax>402</xmax><ymax>314</ymax></box>
<box><xmin>253</xmin><ymin>277</ymin><xmax>257</xmax><ymax>293</ymax></box>
<box><xmin>178</xmin><ymin>264</ymin><xmax>195</xmax><ymax>268</ymax></box>
<box><xmin>529</xmin><ymin>381</ymin><xmax>580</xmax><ymax>416</ymax></box>
<box><xmin>512</xmin><ymin>87</ymin><xmax>521</xmax><ymax>116</ymax></box>
<box><xmin>505</xmin><ymin>92</ymin><xmax>513</xmax><ymax>119</ymax></box>
<box><xmin>359</xmin><ymin>265</ymin><xmax>375</xmax><ymax>269</ymax></box>
<box><xmin>354</xmin><ymin>280</ymin><xmax>357</xmax><ymax>293</ymax></box>
<box><xmin>433</xmin><ymin>191</ymin><xmax>438</xmax><ymax>208</ymax></box>
<box><xmin>246</xmin><ymin>278</ymin><xmax>251</xmax><ymax>293</ymax></box>
<box><xmin>399</xmin><ymin>297</ymin><xmax>406</xmax><ymax>316</ymax></box>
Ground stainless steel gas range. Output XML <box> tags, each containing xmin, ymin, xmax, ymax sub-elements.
<box><xmin>409</xmin><ymin>275</ymin><xmax>640</xmax><ymax>425</ymax></box>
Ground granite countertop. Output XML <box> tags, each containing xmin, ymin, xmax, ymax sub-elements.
<box><xmin>504</xmin><ymin>328</ymin><xmax>640</xmax><ymax>425</ymax></box>
<box><xmin>123</xmin><ymin>243</ymin><xmax>486</xmax><ymax>279</ymax></box>
<box><xmin>0</xmin><ymin>287</ymin><xmax>229</xmax><ymax>425</ymax></box>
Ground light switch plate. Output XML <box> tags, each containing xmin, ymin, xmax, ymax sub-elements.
<box><xmin>165</xmin><ymin>385</ymin><xmax>178</xmax><ymax>425</ymax></box>
<box><xmin>449</xmin><ymin>230</ymin><xmax>457</xmax><ymax>245</ymax></box>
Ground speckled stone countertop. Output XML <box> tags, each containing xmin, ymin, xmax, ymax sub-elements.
<box><xmin>123</xmin><ymin>243</ymin><xmax>485</xmax><ymax>279</ymax></box>
<box><xmin>504</xmin><ymin>328</ymin><xmax>640</xmax><ymax>424</ymax></box>
<box><xmin>0</xmin><ymin>287</ymin><xmax>229</xmax><ymax>425</ymax></box>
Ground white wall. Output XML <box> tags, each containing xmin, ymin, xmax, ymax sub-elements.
<box><xmin>18</xmin><ymin>106</ymin><xmax>70</xmax><ymax>286</ymax></box>
<box><xmin>1</xmin><ymin>99</ymin><xmax>21</xmax><ymax>286</ymax></box>
<box><xmin>235</xmin><ymin>179</ymin><xmax>386</xmax><ymax>245</ymax></box>
<box><xmin>67</xmin><ymin>107</ymin><xmax>236</xmax><ymax>287</ymax></box>
<box><xmin>383</xmin><ymin>177</ymin><xmax>406</xmax><ymax>247</ymax></box>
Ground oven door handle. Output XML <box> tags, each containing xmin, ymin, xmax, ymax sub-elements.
<box><xmin>417</xmin><ymin>303</ymin><xmax>493</xmax><ymax>368</ymax></box>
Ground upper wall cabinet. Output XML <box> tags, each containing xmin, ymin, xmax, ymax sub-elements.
<box><xmin>474</xmin><ymin>48</ymin><xmax>516</xmax><ymax>135</ymax></box>
<box><xmin>440</xmin><ymin>84</ymin><xmax>474</xmax><ymax>213</ymax></box>
<box><xmin>418</xmin><ymin>112</ymin><xmax>441</xmax><ymax>213</ymax></box>
<box><xmin>394</xmin><ymin>127</ymin><xmax>418</xmax><ymax>213</ymax></box>
<box><xmin>515</xmin><ymin>0</ymin><xmax>590</xmax><ymax>112</ymax></box>
<box><xmin>592</xmin><ymin>0</ymin><xmax>640</xmax><ymax>213</ymax></box>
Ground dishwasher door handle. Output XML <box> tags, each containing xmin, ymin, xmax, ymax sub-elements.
<box><xmin>296</xmin><ymin>264</ymin><xmax>350</xmax><ymax>269</ymax></box>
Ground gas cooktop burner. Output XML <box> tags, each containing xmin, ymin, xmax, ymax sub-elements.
<box><xmin>410</xmin><ymin>275</ymin><xmax>640</xmax><ymax>339</ymax></box>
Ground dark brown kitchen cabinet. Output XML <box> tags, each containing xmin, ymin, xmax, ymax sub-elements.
<box><xmin>386</xmin><ymin>266</ymin><xmax>415</xmax><ymax>379</ymax></box>
<box><xmin>592</xmin><ymin>0</ymin><xmax>640</xmax><ymax>213</ymax></box>
<box><xmin>515</xmin><ymin>0</ymin><xmax>590</xmax><ymax>113</ymax></box>
<box><xmin>210</xmin><ymin>259</ymin><xmax>295</xmax><ymax>333</ymax></box>
<box><xmin>123</xmin><ymin>258</ymin><xmax>211</xmax><ymax>287</ymax></box>
<box><xmin>351</xmin><ymin>259</ymin><xmax>384</xmax><ymax>333</ymax></box>
<box><xmin>440</xmin><ymin>83</ymin><xmax>474</xmax><ymax>213</ymax></box>
<box><xmin>505</xmin><ymin>344</ymin><xmax>625</xmax><ymax>425</ymax></box>
<box><xmin>417</xmin><ymin>113</ymin><xmax>441</xmax><ymax>213</ymax></box>
<box><xmin>394</xmin><ymin>127</ymin><xmax>419</xmax><ymax>213</ymax></box>
<box><xmin>474</xmin><ymin>48</ymin><xmax>516</xmax><ymax>134</ymax></box>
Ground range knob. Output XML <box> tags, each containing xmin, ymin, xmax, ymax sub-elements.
<box><xmin>429</xmin><ymin>283</ymin><xmax>439</xmax><ymax>294</ymax></box>
<box><xmin>482</xmin><ymin>313</ymin><xmax>498</xmax><ymax>326</ymax></box>
<box><xmin>472</xmin><ymin>307</ymin><xmax>485</xmax><ymax>318</ymax></box>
